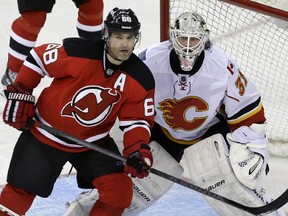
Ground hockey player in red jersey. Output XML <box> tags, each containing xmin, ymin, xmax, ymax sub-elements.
<box><xmin>0</xmin><ymin>7</ymin><xmax>155</xmax><ymax>216</ymax></box>
<box><xmin>1</xmin><ymin>0</ymin><xmax>104</xmax><ymax>88</ymax></box>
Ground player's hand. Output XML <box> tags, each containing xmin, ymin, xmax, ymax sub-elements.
<box><xmin>123</xmin><ymin>143</ymin><xmax>153</xmax><ymax>178</ymax></box>
<box><xmin>3</xmin><ymin>85</ymin><xmax>35</xmax><ymax>130</ymax></box>
<box><xmin>227</xmin><ymin>124</ymin><xmax>269</xmax><ymax>189</ymax></box>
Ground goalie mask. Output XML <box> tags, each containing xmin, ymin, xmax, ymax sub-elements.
<box><xmin>103</xmin><ymin>7</ymin><xmax>141</xmax><ymax>45</ymax></box>
<box><xmin>170</xmin><ymin>12</ymin><xmax>210</xmax><ymax>71</ymax></box>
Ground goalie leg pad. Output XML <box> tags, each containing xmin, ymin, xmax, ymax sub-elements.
<box><xmin>124</xmin><ymin>141</ymin><xmax>184</xmax><ymax>216</ymax></box>
<box><xmin>64</xmin><ymin>141</ymin><xmax>183</xmax><ymax>216</ymax></box>
<box><xmin>63</xmin><ymin>190</ymin><xmax>98</xmax><ymax>216</ymax></box>
<box><xmin>182</xmin><ymin>134</ymin><xmax>285</xmax><ymax>216</ymax></box>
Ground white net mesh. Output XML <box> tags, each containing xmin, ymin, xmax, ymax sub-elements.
<box><xmin>168</xmin><ymin>0</ymin><xmax>288</xmax><ymax>156</ymax></box>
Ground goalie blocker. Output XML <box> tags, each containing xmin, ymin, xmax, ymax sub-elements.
<box><xmin>182</xmin><ymin>133</ymin><xmax>286</xmax><ymax>216</ymax></box>
<box><xmin>64</xmin><ymin>141</ymin><xmax>184</xmax><ymax>216</ymax></box>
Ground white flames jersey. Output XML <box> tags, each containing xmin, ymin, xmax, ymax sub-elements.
<box><xmin>139</xmin><ymin>41</ymin><xmax>265</xmax><ymax>144</ymax></box>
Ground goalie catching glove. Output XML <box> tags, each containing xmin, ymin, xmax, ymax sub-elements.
<box><xmin>227</xmin><ymin>124</ymin><xmax>269</xmax><ymax>190</ymax></box>
<box><xmin>123</xmin><ymin>143</ymin><xmax>153</xmax><ymax>178</ymax></box>
<box><xmin>3</xmin><ymin>85</ymin><xmax>35</xmax><ymax>130</ymax></box>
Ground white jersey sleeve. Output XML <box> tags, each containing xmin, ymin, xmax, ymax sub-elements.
<box><xmin>223</xmin><ymin>57</ymin><xmax>265</xmax><ymax>130</ymax></box>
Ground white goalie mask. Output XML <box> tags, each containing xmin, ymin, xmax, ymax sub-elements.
<box><xmin>170</xmin><ymin>12</ymin><xmax>209</xmax><ymax>71</ymax></box>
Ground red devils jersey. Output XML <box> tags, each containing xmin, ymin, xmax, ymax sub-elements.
<box><xmin>16</xmin><ymin>38</ymin><xmax>155</xmax><ymax>152</ymax></box>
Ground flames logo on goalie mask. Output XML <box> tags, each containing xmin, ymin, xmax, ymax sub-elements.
<box><xmin>158</xmin><ymin>96</ymin><xmax>208</xmax><ymax>131</ymax></box>
<box><xmin>62</xmin><ymin>86</ymin><xmax>120</xmax><ymax>127</ymax></box>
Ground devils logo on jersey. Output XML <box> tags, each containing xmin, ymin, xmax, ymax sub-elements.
<box><xmin>62</xmin><ymin>85</ymin><xmax>121</xmax><ymax>127</ymax></box>
<box><xmin>158</xmin><ymin>96</ymin><xmax>208</xmax><ymax>131</ymax></box>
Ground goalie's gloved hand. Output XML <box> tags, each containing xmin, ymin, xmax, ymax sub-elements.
<box><xmin>123</xmin><ymin>143</ymin><xmax>153</xmax><ymax>178</ymax></box>
<box><xmin>3</xmin><ymin>85</ymin><xmax>35</xmax><ymax>130</ymax></box>
<box><xmin>227</xmin><ymin>124</ymin><xmax>269</xmax><ymax>190</ymax></box>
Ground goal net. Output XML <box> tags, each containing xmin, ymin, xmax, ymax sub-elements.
<box><xmin>160</xmin><ymin>0</ymin><xmax>288</xmax><ymax>157</ymax></box>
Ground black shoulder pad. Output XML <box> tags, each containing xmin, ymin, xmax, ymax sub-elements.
<box><xmin>121</xmin><ymin>54</ymin><xmax>155</xmax><ymax>92</ymax></box>
<box><xmin>63</xmin><ymin>38</ymin><xmax>105</xmax><ymax>60</ymax></box>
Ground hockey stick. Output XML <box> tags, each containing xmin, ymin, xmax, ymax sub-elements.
<box><xmin>27</xmin><ymin>119</ymin><xmax>288</xmax><ymax>215</ymax></box>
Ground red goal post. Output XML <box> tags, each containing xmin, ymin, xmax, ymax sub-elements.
<box><xmin>160</xmin><ymin>0</ymin><xmax>288</xmax><ymax>157</ymax></box>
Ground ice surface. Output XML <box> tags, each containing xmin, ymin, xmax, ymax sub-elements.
<box><xmin>9</xmin><ymin>176</ymin><xmax>217</xmax><ymax>216</ymax></box>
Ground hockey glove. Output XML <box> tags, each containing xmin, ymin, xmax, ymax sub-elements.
<box><xmin>227</xmin><ymin>124</ymin><xmax>269</xmax><ymax>190</ymax></box>
<box><xmin>3</xmin><ymin>85</ymin><xmax>36</xmax><ymax>130</ymax></box>
<box><xmin>123</xmin><ymin>143</ymin><xmax>153</xmax><ymax>178</ymax></box>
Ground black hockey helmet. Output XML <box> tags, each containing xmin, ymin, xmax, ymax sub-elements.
<box><xmin>103</xmin><ymin>7</ymin><xmax>141</xmax><ymax>40</ymax></box>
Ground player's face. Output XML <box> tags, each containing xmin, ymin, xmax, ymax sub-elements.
<box><xmin>107</xmin><ymin>32</ymin><xmax>136</xmax><ymax>62</ymax></box>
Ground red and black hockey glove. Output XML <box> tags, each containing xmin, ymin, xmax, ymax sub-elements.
<box><xmin>3</xmin><ymin>85</ymin><xmax>35</xmax><ymax>130</ymax></box>
<box><xmin>123</xmin><ymin>143</ymin><xmax>153</xmax><ymax>178</ymax></box>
